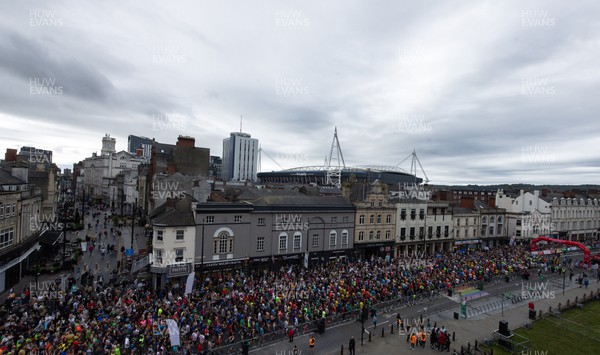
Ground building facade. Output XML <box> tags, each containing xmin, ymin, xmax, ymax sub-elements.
<box><xmin>128</xmin><ymin>135</ymin><xmax>153</xmax><ymax>162</ymax></box>
<box><xmin>550</xmin><ymin>197</ymin><xmax>599</xmax><ymax>242</ymax></box>
<box><xmin>83</xmin><ymin>135</ymin><xmax>143</xmax><ymax>204</ymax></box>
<box><xmin>496</xmin><ymin>189</ymin><xmax>551</xmax><ymax>242</ymax></box>
<box><xmin>0</xmin><ymin>167</ymin><xmax>43</xmax><ymax>293</ymax></box>
<box><xmin>209</xmin><ymin>156</ymin><xmax>222</xmax><ymax>180</ymax></box>
<box><xmin>475</xmin><ymin>201</ymin><xmax>507</xmax><ymax>248</ymax></box>
<box><xmin>451</xmin><ymin>207</ymin><xmax>481</xmax><ymax>249</ymax></box>
<box><xmin>222</xmin><ymin>132</ymin><xmax>259</xmax><ymax>182</ymax></box>
<box><xmin>193</xmin><ymin>193</ymin><xmax>354</xmax><ymax>277</ymax></box>
<box><xmin>353</xmin><ymin>180</ymin><xmax>396</xmax><ymax>260</ymax></box>
<box><xmin>394</xmin><ymin>189</ymin><xmax>454</xmax><ymax>257</ymax></box>
<box><xmin>150</xmin><ymin>197</ymin><xmax>196</xmax><ymax>290</ymax></box>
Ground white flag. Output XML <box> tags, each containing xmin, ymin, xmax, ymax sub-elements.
<box><xmin>185</xmin><ymin>271</ymin><xmax>195</xmax><ymax>296</ymax></box>
<box><xmin>166</xmin><ymin>319</ymin><xmax>180</xmax><ymax>347</ymax></box>
<box><xmin>81</xmin><ymin>242</ymin><xmax>87</xmax><ymax>252</ymax></box>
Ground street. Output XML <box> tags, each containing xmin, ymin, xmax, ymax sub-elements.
<box><xmin>70</xmin><ymin>206</ymin><xmax>146</xmax><ymax>288</ymax></box>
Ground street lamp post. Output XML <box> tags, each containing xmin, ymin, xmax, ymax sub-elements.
<box><xmin>361</xmin><ymin>310</ymin><xmax>364</xmax><ymax>346</ymax></box>
<box><xmin>131</xmin><ymin>200</ymin><xmax>136</xmax><ymax>250</ymax></box>
<box><xmin>80</xmin><ymin>187</ymin><xmax>85</xmax><ymax>224</ymax></box>
<box><xmin>563</xmin><ymin>267</ymin><xmax>566</xmax><ymax>295</ymax></box>
<box><xmin>35</xmin><ymin>247</ymin><xmax>40</xmax><ymax>285</ymax></box>
<box><xmin>62</xmin><ymin>203</ymin><xmax>68</xmax><ymax>271</ymax></box>
<box><xmin>200</xmin><ymin>222</ymin><xmax>205</xmax><ymax>280</ymax></box>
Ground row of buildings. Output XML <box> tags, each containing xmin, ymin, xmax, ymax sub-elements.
<box><xmin>76</xmin><ymin>132</ymin><xmax>257</xmax><ymax>218</ymax></box>
<box><xmin>148</xmin><ymin>180</ymin><xmax>600</xmax><ymax>288</ymax></box>
<box><xmin>2</xmin><ymin>131</ymin><xmax>599</xmax><ymax>293</ymax></box>
<box><xmin>0</xmin><ymin>147</ymin><xmax>67</xmax><ymax>293</ymax></box>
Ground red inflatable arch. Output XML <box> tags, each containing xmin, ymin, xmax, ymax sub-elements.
<box><xmin>530</xmin><ymin>236</ymin><xmax>590</xmax><ymax>267</ymax></box>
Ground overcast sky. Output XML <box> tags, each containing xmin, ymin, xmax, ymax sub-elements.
<box><xmin>1</xmin><ymin>0</ymin><xmax>598</xmax><ymax>185</ymax></box>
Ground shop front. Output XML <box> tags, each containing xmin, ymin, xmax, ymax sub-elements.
<box><xmin>354</xmin><ymin>241</ymin><xmax>395</xmax><ymax>261</ymax></box>
<box><xmin>454</xmin><ymin>239</ymin><xmax>482</xmax><ymax>251</ymax></box>
<box><xmin>151</xmin><ymin>262</ymin><xmax>193</xmax><ymax>290</ymax></box>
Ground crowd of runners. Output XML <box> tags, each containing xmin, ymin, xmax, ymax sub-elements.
<box><xmin>0</xmin><ymin>240</ymin><xmax>565</xmax><ymax>354</ymax></box>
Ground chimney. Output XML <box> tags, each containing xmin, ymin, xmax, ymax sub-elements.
<box><xmin>165</xmin><ymin>198</ymin><xmax>177</xmax><ymax>209</ymax></box>
<box><xmin>176</xmin><ymin>135</ymin><xmax>195</xmax><ymax>148</ymax></box>
<box><xmin>460</xmin><ymin>196</ymin><xmax>475</xmax><ymax>209</ymax></box>
<box><xmin>5</xmin><ymin>148</ymin><xmax>17</xmax><ymax>162</ymax></box>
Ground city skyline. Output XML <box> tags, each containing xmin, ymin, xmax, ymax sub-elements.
<box><xmin>1</xmin><ymin>1</ymin><xmax>599</xmax><ymax>185</ymax></box>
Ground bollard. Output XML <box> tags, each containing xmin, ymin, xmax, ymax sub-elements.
<box><xmin>453</xmin><ymin>332</ymin><xmax>456</xmax><ymax>341</ymax></box>
<box><xmin>382</xmin><ymin>327</ymin><xmax>384</xmax><ymax>338</ymax></box>
<box><xmin>539</xmin><ymin>310</ymin><xmax>542</xmax><ymax>319</ymax></box>
<box><xmin>341</xmin><ymin>345</ymin><xmax>344</xmax><ymax>354</ymax></box>
<box><xmin>475</xmin><ymin>340</ymin><xmax>478</xmax><ymax>350</ymax></box>
<box><xmin>467</xmin><ymin>342</ymin><xmax>471</xmax><ymax>352</ymax></box>
<box><xmin>558</xmin><ymin>303</ymin><xmax>562</xmax><ymax>311</ymax></box>
<box><xmin>420</xmin><ymin>314</ymin><xmax>423</xmax><ymax>323</ymax></box>
<box><xmin>369</xmin><ymin>331</ymin><xmax>372</xmax><ymax>342</ymax></box>
<box><xmin>575</xmin><ymin>296</ymin><xmax>579</xmax><ymax>303</ymax></box>
<box><xmin>391</xmin><ymin>324</ymin><xmax>394</xmax><ymax>334</ymax></box>
<box><xmin>461</xmin><ymin>345</ymin><xmax>464</xmax><ymax>354</ymax></box>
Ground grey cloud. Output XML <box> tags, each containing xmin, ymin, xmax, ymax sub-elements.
<box><xmin>0</xmin><ymin>32</ymin><xmax>114</xmax><ymax>102</ymax></box>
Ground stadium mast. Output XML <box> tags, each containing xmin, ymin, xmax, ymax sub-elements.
<box><xmin>394</xmin><ymin>149</ymin><xmax>430</xmax><ymax>185</ymax></box>
<box><xmin>325</xmin><ymin>127</ymin><xmax>346</xmax><ymax>187</ymax></box>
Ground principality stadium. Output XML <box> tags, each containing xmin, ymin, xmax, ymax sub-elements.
<box><xmin>257</xmin><ymin>128</ymin><xmax>427</xmax><ymax>187</ymax></box>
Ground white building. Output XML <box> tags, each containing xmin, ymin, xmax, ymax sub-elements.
<box><xmin>550</xmin><ymin>197</ymin><xmax>600</xmax><ymax>243</ymax></box>
<box><xmin>82</xmin><ymin>134</ymin><xmax>143</xmax><ymax>204</ymax></box>
<box><xmin>222</xmin><ymin>132</ymin><xmax>259</xmax><ymax>182</ymax></box>
<box><xmin>451</xmin><ymin>207</ymin><xmax>481</xmax><ymax>249</ymax></box>
<box><xmin>150</xmin><ymin>196</ymin><xmax>196</xmax><ymax>289</ymax></box>
<box><xmin>475</xmin><ymin>201</ymin><xmax>507</xmax><ymax>248</ymax></box>
<box><xmin>496</xmin><ymin>189</ymin><xmax>551</xmax><ymax>242</ymax></box>
<box><xmin>393</xmin><ymin>186</ymin><xmax>453</xmax><ymax>256</ymax></box>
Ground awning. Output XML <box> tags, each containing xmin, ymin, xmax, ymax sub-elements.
<box><xmin>0</xmin><ymin>242</ymin><xmax>40</xmax><ymax>273</ymax></box>
<box><xmin>39</xmin><ymin>229</ymin><xmax>63</xmax><ymax>246</ymax></box>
